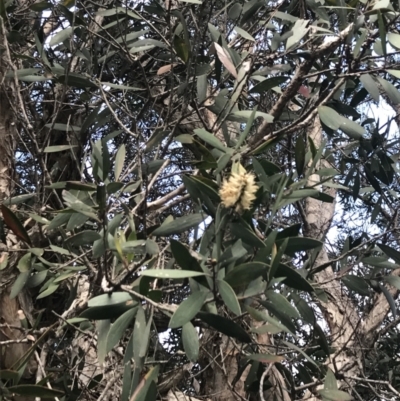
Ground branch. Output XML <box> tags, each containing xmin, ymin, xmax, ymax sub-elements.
<box><xmin>249</xmin><ymin>23</ymin><xmax>354</xmax><ymax>149</ymax></box>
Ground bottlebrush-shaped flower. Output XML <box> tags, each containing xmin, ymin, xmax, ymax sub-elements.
<box><xmin>219</xmin><ymin>172</ymin><xmax>257</xmax><ymax>213</ymax></box>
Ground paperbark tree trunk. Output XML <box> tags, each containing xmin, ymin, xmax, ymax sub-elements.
<box><xmin>0</xmin><ymin>19</ymin><xmax>37</xmax><ymax>383</ymax></box>
<box><xmin>303</xmin><ymin>117</ymin><xmax>399</xmax><ymax>399</ymax></box>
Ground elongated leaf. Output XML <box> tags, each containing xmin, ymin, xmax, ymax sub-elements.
<box><xmin>49</xmin><ymin>26</ymin><xmax>74</xmax><ymax>46</ymax></box>
<box><xmin>152</xmin><ymin>213</ymin><xmax>206</xmax><ymax>236</ymax></box>
<box><xmin>194</xmin><ymin>128</ymin><xmax>227</xmax><ymax>152</ymax></box>
<box><xmin>214</xmin><ymin>42</ymin><xmax>237</xmax><ymax>78</ymax></box>
<box><xmin>249</xmin><ymin>76</ymin><xmax>288</xmax><ymax>93</ymax></box>
<box><xmin>141</xmin><ymin>269</ymin><xmax>207</xmax><ymax>279</ymax></box>
<box><xmin>339</xmin><ymin>117</ymin><xmax>365</xmax><ymax>139</ymax></box>
<box><xmin>286</xmin><ymin>19</ymin><xmax>309</xmax><ymax>49</ymax></box>
<box><xmin>360</xmin><ymin>74</ymin><xmax>380</xmax><ymax>102</ymax></box>
<box><xmin>265</xmin><ymin>290</ymin><xmax>300</xmax><ymax>318</ymax></box>
<box><xmin>217</xmin><ymin>280</ymin><xmax>241</xmax><ymax>315</ymax></box>
<box><xmin>318</xmin><ymin>389</ymin><xmax>353</xmax><ymax>401</ymax></box>
<box><xmin>379</xmin><ymin>283</ymin><xmax>396</xmax><ymax>318</ymax></box>
<box><xmin>378</xmin><ymin>243</ymin><xmax>400</xmax><ymax>264</ymax></box>
<box><xmin>198</xmin><ymin>312</ymin><xmax>251</xmax><ymax>343</ymax></box>
<box><xmin>37</xmin><ymin>283</ymin><xmax>59</xmax><ymax>299</ymax></box>
<box><xmin>169</xmin><ymin>291</ymin><xmax>208</xmax><ymax>328</ymax></box>
<box><xmin>1</xmin><ymin>204</ymin><xmax>31</xmax><ymax>245</ymax></box>
<box><xmin>342</xmin><ymin>275</ymin><xmax>369</xmax><ymax>296</ymax></box>
<box><xmin>282</xmin><ymin>340</ymin><xmax>318</xmax><ymax>367</ymax></box>
<box><xmin>384</xmin><ymin>275</ymin><xmax>400</xmax><ymax>290</ymax></box>
<box><xmin>106</xmin><ymin>307</ymin><xmax>138</xmax><ymax>353</ymax></box>
<box><xmin>64</xmin><ymin>230</ymin><xmax>101</xmax><ymax>247</ymax></box>
<box><xmin>377</xmin><ymin>77</ymin><xmax>400</xmax><ymax>104</ymax></box>
<box><xmin>182</xmin><ymin>322</ymin><xmax>199</xmax><ymax>362</ymax></box>
<box><xmin>276</xmin><ymin>237</ymin><xmax>323</xmax><ymax>256</ymax></box>
<box><xmin>62</xmin><ymin>190</ymin><xmax>99</xmax><ymax>221</ymax></box>
<box><xmin>7</xmin><ymin>385</ymin><xmax>64</xmax><ymax>398</ymax></box>
<box><xmin>318</xmin><ymin>106</ymin><xmax>341</xmax><ymax>130</ymax></box>
<box><xmin>10</xmin><ymin>271</ymin><xmax>30</xmax><ymax>299</ymax></box>
<box><xmin>224</xmin><ymin>262</ymin><xmax>269</xmax><ymax>289</ymax></box>
<box><xmin>247</xmin><ymin>353</ymin><xmax>285</xmax><ymax>363</ymax></box>
<box><xmin>89</xmin><ymin>292</ymin><xmax>136</xmax><ymax>307</ymax></box>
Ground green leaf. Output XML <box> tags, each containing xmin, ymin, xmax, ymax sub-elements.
<box><xmin>182</xmin><ymin>322</ymin><xmax>199</xmax><ymax>362</ymax></box>
<box><xmin>342</xmin><ymin>275</ymin><xmax>369</xmax><ymax>296</ymax></box>
<box><xmin>81</xmin><ymin>303</ymin><xmax>137</xmax><ymax>320</ymax></box>
<box><xmin>286</xmin><ymin>19</ymin><xmax>309</xmax><ymax>49</ymax></box>
<box><xmin>282</xmin><ymin>340</ymin><xmax>318</xmax><ymax>367</ymax></box>
<box><xmin>224</xmin><ymin>262</ymin><xmax>268</xmax><ymax>289</ymax></box>
<box><xmin>18</xmin><ymin>253</ymin><xmax>32</xmax><ymax>272</ymax></box>
<box><xmin>230</xmin><ymin>223</ymin><xmax>265</xmax><ymax>248</ymax></box>
<box><xmin>96</xmin><ymin>7</ymin><xmax>141</xmax><ymax>19</ymax></box>
<box><xmin>234</xmin><ymin>26</ymin><xmax>255</xmax><ymax>41</ymax></box>
<box><xmin>64</xmin><ymin>230</ymin><xmax>101</xmax><ymax>247</ymax></box>
<box><xmin>265</xmin><ymin>290</ymin><xmax>300</xmax><ymax>318</ymax></box>
<box><xmin>106</xmin><ymin>307</ymin><xmax>138</xmax><ymax>353</ymax></box>
<box><xmin>386</xmin><ymin>69</ymin><xmax>400</xmax><ymax>79</ymax></box>
<box><xmin>194</xmin><ymin>128</ymin><xmax>227</xmax><ymax>152</ymax></box>
<box><xmin>141</xmin><ymin>269</ymin><xmax>207</xmax><ymax>279</ymax></box>
<box><xmin>37</xmin><ymin>283</ymin><xmax>59</xmax><ymax>299</ymax></box>
<box><xmin>3</xmin><ymin>193</ymin><xmax>35</xmax><ymax>205</ymax></box>
<box><xmin>360</xmin><ymin>74</ymin><xmax>380</xmax><ymax>102</ymax></box>
<box><xmin>377</xmin><ymin>77</ymin><xmax>400</xmax><ymax>104</ymax></box>
<box><xmin>218</xmin><ymin>280</ymin><xmax>241</xmax><ymax>315</ymax></box>
<box><xmin>318</xmin><ymin>106</ymin><xmax>341</xmax><ymax>131</ymax></box>
<box><xmin>10</xmin><ymin>271</ymin><xmax>30</xmax><ymax>299</ymax></box>
<box><xmin>388</xmin><ymin>32</ymin><xmax>400</xmax><ymax>50</ymax></box>
<box><xmin>49</xmin><ymin>26</ymin><xmax>74</xmax><ymax>46</ymax></box>
<box><xmin>275</xmin><ymin>263</ymin><xmax>314</xmax><ymax>292</ymax></box>
<box><xmin>103</xmin><ymin>82</ymin><xmax>143</xmax><ymax>91</ymax></box>
<box><xmin>27</xmin><ymin>270</ymin><xmax>48</xmax><ymax>288</ymax></box>
<box><xmin>197</xmin><ymin>312</ymin><xmax>251</xmax><ymax>343</ymax></box>
<box><xmin>379</xmin><ymin>283</ymin><xmax>397</xmax><ymax>318</ymax></box>
<box><xmin>62</xmin><ymin>190</ymin><xmax>99</xmax><ymax>221</ymax></box>
<box><xmin>0</xmin><ymin>370</ymin><xmax>20</xmax><ymax>380</ymax></box>
<box><xmin>324</xmin><ymin>368</ymin><xmax>338</xmax><ymax>390</ymax></box>
<box><xmin>89</xmin><ymin>292</ymin><xmax>136</xmax><ymax>307</ymax></box>
<box><xmin>170</xmin><ymin>240</ymin><xmax>202</xmax><ymax>272</ymax></box>
<box><xmin>384</xmin><ymin>275</ymin><xmax>400</xmax><ymax>290</ymax></box>
<box><xmin>339</xmin><ymin>116</ymin><xmax>365</xmax><ymax>139</ymax></box>
<box><xmin>7</xmin><ymin>385</ymin><xmax>64</xmax><ymax>399</ymax></box>
<box><xmin>97</xmin><ymin>319</ymin><xmax>110</xmax><ymax>364</ymax></box>
<box><xmin>30</xmin><ymin>1</ymin><xmax>52</xmax><ymax>11</ymax></box>
<box><xmin>245</xmin><ymin>305</ymin><xmax>294</xmax><ymax>335</ymax></box>
<box><xmin>58</xmin><ymin>74</ymin><xmax>97</xmax><ymax>88</ymax></box>
<box><xmin>173</xmin><ymin>35</ymin><xmax>190</xmax><ymax>63</ymax></box>
<box><xmin>249</xmin><ymin>76</ymin><xmax>288</xmax><ymax>93</ymax></box>
<box><xmin>228</xmin><ymin>110</ymin><xmax>274</xmax><ymax>123</ymax></box>
<box><xmin>378</xmin><ymin>243</ymin><xmax>400</xmax><ymax>264</ymax></box>
<box><xmin>1</xmin><ymin>204</ymin><xmax>31</xmax><ymax>245</ymax></box>
<box><xmin>318</xmin><ymin>389</ymin><xmax>353</xmax><ymax>401</ymax></box>
<box><xmin>169</xmin><ymin>291</ymin><xmax>208</xmax><ymax>328</ymax></box>
<box><xmin>276</xmin><ymin>237</ymin><xmax>323</xmax><ymax>256</ymax></box>
<box><xmin>152</xmin><ymin>213</ymin><xmax>206</xmax><ymax>236</ymax></box>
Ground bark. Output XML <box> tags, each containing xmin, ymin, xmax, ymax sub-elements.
<box><xmin>303</xmin><ymin>117</ymin><xmax>399</xmax><ymax>399</ymax></box>
<box><xmin>0</xmin><ymin>21</ymin><xmax>37</xmax><ymax>380</ymax></box>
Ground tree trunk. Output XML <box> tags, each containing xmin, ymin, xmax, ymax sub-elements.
<box><xmin>0</xmin><ymin>19</ymin><xmax>37</xmax><ymax>384</ymax></box>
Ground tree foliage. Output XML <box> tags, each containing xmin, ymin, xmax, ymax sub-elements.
<box><xmin>0</xmin><ymin>0</ymin><xmax>400</xmax><ymax>400</ymax></box>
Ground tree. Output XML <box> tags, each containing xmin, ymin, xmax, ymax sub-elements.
<box><xmin>1</xmin><ymin>0</ymin><xmax>400</xmax><ymax>400</ymax></box>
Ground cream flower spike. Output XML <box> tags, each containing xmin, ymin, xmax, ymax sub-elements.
<box><xmin>219</xmin><ymin>171</ymin><xmax>258</xmax><ymax>213</ymax></box>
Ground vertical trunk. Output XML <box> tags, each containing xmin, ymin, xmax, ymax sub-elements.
<box><xmin>0</xmin><ymin>22</ymin><xmax>36</xmax><ymax>379</ymax></box>
<box><xmin>303</xmin><ymin>117</ymin><xmax>399</xmax><ymax>399</ymax></box>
